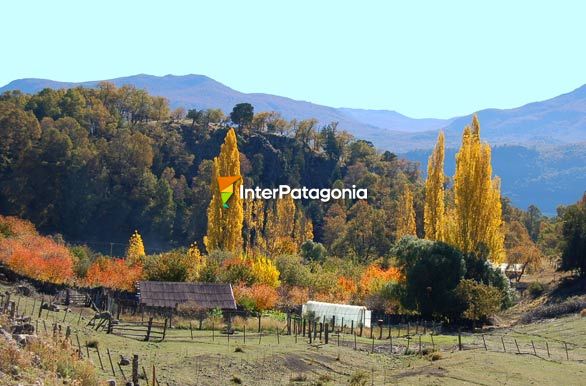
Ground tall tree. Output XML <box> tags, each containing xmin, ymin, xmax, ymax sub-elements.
<box><xmin>560</xmin><ymin>194</ymin><xmax>586</xmax><ymax>277</ymax></box>
<box><xmin>230</xmin><ymin>103</ymin><xmax>254</xmax><ymax>129</ymax></box>
<box><xmin>205</xmin><ymin>128</ymin><xmax>243</xmax><ymax>253</ymax></box>
<box><xmin>446</xmin><ymin>116</ymin><xmax>505</xmax><ymax>263</ymax></box>
<box><xmin>396</xmin><ymin>184</ymin><xmax>417</xmax><ymax>240</ymax></box>
<box><xmin>424</xmin><ymin>131</ymin><xmax>445</xmax><ymax>241</ymax></box>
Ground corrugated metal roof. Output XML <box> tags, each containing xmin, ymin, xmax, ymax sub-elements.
<box><xmin>137</xmin><ymin>281</ymin><xmax>236</xmax><ymax>310</ymax></box>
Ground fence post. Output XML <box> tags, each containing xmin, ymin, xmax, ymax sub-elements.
<box><xmin>482</xmin><ymin>334</ymin><xmax>487</xmax><ymax>350</ymax></box>
<box><xmin>514</xmin><ymin>338</ymin><xmax>520</xmax><ymax>354</ymax></box>
<box><xmin>302</xmin><ymin>318</ymin><xmax>306</xmax><ymax>337</ymax></box>
<box><xmin>546</xmin><ymin>341</ymin><xmax>550</xmax><ymax>358</ymax></box>
<box><xmin>107</xmin><ymin>348</ymin><xmax>116</xmax><ymax>376</ymax></box>
<box><xmin>458</xmin><ymin>328</ymin><xmax>462</xmax><ymax>351</ymax></box>
<box><xmin>258</xmin><ymin>313</ymin><xmax>262</xmax><ymax>333</ymax></box>
<box><xmin>4</xmin><ymin>293</ymin><xmax>11</xmax><ymax>314</ymax></box>
<box><xmin>308</xmin><ymin>320</ymin><xmax>312</xmax><ymax>344</ymax></box>
<box><xmin>324</xmin><ymin>323</ymin><xmax>329</xmax><ymax>344</ymax></box>
<box><xmin>564</xmin><ymin>342</ymin><xmax>569</xmax><ymax>360</ymax></box>
<box><xmin>501</xmin><ymin>336</ymin><xmax>506</xmax><ymax>352</ymax></box>
<box><xmin>145</xmin><ymin>317</ymin><xmax>153</xmax><ymax>341</ymax></box>
<box><xmin>190</xmin><ymin>321</ymin><xmax>193</xmax><ymax>340</ymax></box>
<box><xmin>161</xmin><ymin>318</ymin><xmax>167</xmax><ymax>341</ymax></box>
<box><xmin>132</xmin><ymin>354</ymin><xmax>139</xmax><ymax>385</ymax></box>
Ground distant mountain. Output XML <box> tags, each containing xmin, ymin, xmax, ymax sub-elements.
<box><xmin>2</xmin><ymin>74</ymin><xmax>586</xmax><ymax>212</ymax></box>
<box><xmin>0</xmin><ymin>74</ymin><xmax>394</xmax><ymax>146</ymax></box>
<box><xmin>440</xmin><ymin>84</ymin><xmax>586</xmax><ymax>148</ymax></box>
<box><xmin>338</xmin><ymin>108</ymin><xmax>453</xmax><ymax>133</ymax></box>
<box><xmin>402</xmin><ymin>143</ymin><xmax>586</xmax><ymax>215</ymax></box>
<box><xmin>4</xmin><ymin>74</ymin><xmax>586</xmax><ymax>152</ymax></box>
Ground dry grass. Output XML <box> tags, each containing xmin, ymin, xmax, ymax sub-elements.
<box><xmin>0</xmin><ymin>312</ymin><xmax>98</xmax><ymax>385</ymax></box>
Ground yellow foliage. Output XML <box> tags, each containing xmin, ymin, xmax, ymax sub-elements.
<box><xmin>396</xmin><ymin>185</ymin><xmax>417</xmax><ymax>239</ymax></box>
<box><xmin>187</xmin><ymin>242</ymin><xmax>207</xmax><ymax>281</ymax></box>
<box><xmin>126</xmin><ymin>230</ymin><xmax>145</xmax><ymax>264</ymax></box>
<box><xmin>250</xmin><ymin>255</ymin><xmax>280</xmax><ymax>288</ymax></box>
<box><xmin>446</xmin><ymin>115</ymin><xmax>505</xmax><ymax>263</ymax></box>
<box><xmin>424</xmin><ymin>131</ymin><xmax>446</xmax><ymax>241</ymax></box>
<box><xmin>205</xmin><ymin>128</ymin><xmax>244</xmax><ymax>253</ymax></box>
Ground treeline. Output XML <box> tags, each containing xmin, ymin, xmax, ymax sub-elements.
<box><xmin>0</xmin><ymin>85</ymin><xmax>418</xmax><ymax>257</ymax></box>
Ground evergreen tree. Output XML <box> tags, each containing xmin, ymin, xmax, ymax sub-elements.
<box><xmin>424</xmin><ymin>131</ymin><xmax>446</xmax><ymax>241</ymax></box>
<box><xmin>205</xmin><ymin>128</ymin><xmax>244</xmax><ymax>253</ymax></box>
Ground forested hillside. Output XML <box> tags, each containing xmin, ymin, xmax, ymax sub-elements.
<box><xmin>0</xmin><ymin>84</ymin><xmax>419</xmax><ymax>255</ymax></box>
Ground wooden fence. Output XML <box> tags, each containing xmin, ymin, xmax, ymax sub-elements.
<box><xmin>108</xmin><ymin>317</ymin><xmax>168</xmax><ymax>342</ymax></box>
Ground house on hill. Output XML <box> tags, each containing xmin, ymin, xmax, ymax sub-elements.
<box><xmin>137</xmin><ymin>281</ymin><xmax>237</xmax><ymax>312</ymax></box>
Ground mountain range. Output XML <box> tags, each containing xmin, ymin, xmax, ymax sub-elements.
<box><xmin>1</xmin><ymin>74</ymin><xmax>585</xmax><ymax>214</ymax></box>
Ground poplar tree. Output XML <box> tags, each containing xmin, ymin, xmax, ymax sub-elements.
<box><xmin>396</xmin><ymin>185</ymin><xmax>417</xmax><ymax>240</ymax></box>
<box><xmin>424</xmin><ymin>131</ymin><xmax>446</xmax><ymax>241</ymax></box>
<box><xmin>126</xmin><ymin>230</ymin><xmax>145</xmax><ymax>264</ymax></box>
<box><xmin>205</xmin><ymin>128</ymin><xmax>244</xmax><ymax>253</ymax></box>
<box><xmin>447</xmin><ymin>115</ymin><xmax>505</xmax><ymax>262</ymax></box>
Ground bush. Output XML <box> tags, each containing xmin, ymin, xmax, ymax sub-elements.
<box><xmin>519</xmin><ymin>297</ymin><xmax>586</xmax><ymax>323</ymax></box>
<box><xmin>144</xmin><ymin>249</ymin><xmax>202</xmax><ymax>282</ymax></box>
<box><xmin>300</xmin><ymin>240</ymin><xmax>327</xmax><ymax>262</ymax></box>
<box><xmin>455</xmin><ymin>279</ymin><xmax>502</xmax><ymax>322</ymax></box>
<box><xmin>527</xmin><ymin>282</ymin><xmax>546</xmax><ymax>298</ymax></box>
<box><xmin>233</xmin><ymin>284</ymin><xmax>279</xmax><ymax>312</ymax></box>
<box><xmin>349</xmin><ymin>370</ymin><xmax>369</xmax><ymax>386</ymax></box>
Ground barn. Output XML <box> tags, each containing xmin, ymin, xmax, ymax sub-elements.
<box><xmin>137</xmin><ymin>281</ymin><xmax>237</xmax><ymax>311</ymax></box>
<box><xmin>302</xmin><ymin>300</ymin><xmax>372</xmax><ymax>328</ymax></box>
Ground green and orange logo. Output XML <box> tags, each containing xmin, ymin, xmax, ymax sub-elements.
<box><xmin>218</xmin><ymin>176</ymin><xmax>240</xmax><ymax>208</ymax></box>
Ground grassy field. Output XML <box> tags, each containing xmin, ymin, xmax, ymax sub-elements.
<box><xmin>2</xmin><ymin>283</ymin><xmax>585</xmax><ymax>385</ymax></box>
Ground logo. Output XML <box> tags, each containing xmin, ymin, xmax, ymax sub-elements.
<box><xmin>218</xmin><ymin>176</ymin><xmax>241</xmax><ymax>208</ymax></box>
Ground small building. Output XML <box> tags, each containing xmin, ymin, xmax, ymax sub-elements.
<box><xmin>302</xmin><ymin>300</ymin><xmax>372</xmax><ymax>328</ymax></box>
<box><xmin>137</xmin><ymin>281</ymin><xmax>237</xmax><ymax>311</ymax></box>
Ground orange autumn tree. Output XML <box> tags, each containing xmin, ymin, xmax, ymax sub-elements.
<box><xmin>0</xmin><ymin>216</ymin><xmax>75</xmax><ymax>285</ymax></box>
<box><xmin>85</xmin><ymin>257</ymin><xmax>143</xmax><ymax>292</ymax></box>
<box><xmin>233</xmin><ymin>283</ymin><xmax>279</xmax><ymax>311</ymax></box>
<box><xmin>358</xmin><ymin>264</ymin><xmax>402</xmax><ymax>296</ymax></box>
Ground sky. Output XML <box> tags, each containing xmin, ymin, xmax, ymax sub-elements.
<box><xmin>2</xmin><ymin>1</ymin><xmax>585</xmax><ymax>118</ymax></box>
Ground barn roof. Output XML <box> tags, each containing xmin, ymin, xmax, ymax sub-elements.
<box><xmin>137</xmin><ymin>281</ymin><xmax>236</xmax><ymax>310</ymax></box>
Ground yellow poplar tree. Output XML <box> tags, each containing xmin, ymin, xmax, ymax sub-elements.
<box><xmin>424</xmin><ymin>131</ymin><xmax>446</xmax><ymax>241</ymax></box>
<box><xmin>264</xmin><ymin>194</ymin><xmax>314</xmax><ymax>255</ymax></box>
<box><xmin>396</xmin><ymin>185</ymin><xmax>417</xmax><ymax>239</ymax></box>
<box><xmin>187</xmin><ymin>242</ymin><xmax>207</xmax><ymax>281</ymax></box>
<box><xmin>205</xmin><ymin>128</ymin><xmax>244</xmax><ymax>253</ymax></box>
<box><xmin>126</xmin><ymin>230</ymin><xmax>145</xmax><ymax>264</ymax></box>
<box><xmin>447</xmin><ymin>115</ymin><xmax>505</xmax><ymax>263</ymax></box>
<box><xmin>243</xmin><ymin>199</ymin><xmax>267</xmax><ymax>255</ymax></box>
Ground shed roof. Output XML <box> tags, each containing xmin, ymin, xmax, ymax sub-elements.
<box><xmin>137</xmin><ymin>281</ymin><xmax>236</xmax><ymax>310</ymax></box>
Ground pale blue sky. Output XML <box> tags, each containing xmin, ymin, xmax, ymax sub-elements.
<box><xmin>2</xmin><ymin>1</ymin><xmax>585</xmax><ymax>118</ymax></box>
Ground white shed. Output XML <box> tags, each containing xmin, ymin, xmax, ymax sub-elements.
<box><xmin>302</xmin><ymin>301</ymin><xmax>372</xmax><ymax>328</ymax></box>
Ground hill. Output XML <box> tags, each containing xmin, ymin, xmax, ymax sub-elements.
<box><xmin>2</xmin><ymin>74</ymin><xmax>586</xmax><ymax>212</ymax></box>
<box><xmin>3</xmin><ymin>74</ymin><xmax>586</xmax><ymax>152</ymax></box>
